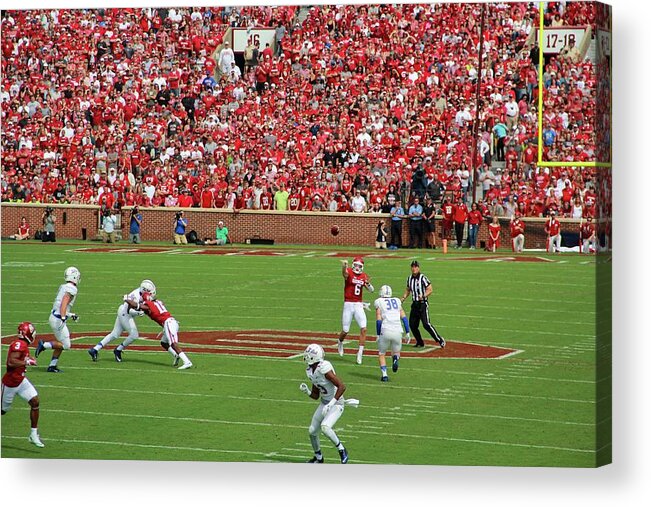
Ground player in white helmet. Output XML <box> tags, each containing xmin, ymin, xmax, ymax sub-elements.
<box><xmin>299</xmin><ymin>343</ymin><xmax>359</xmax><ymax>464</ymax></box>
<box><xmin>374</xmin><ymin>285</ymin><xmax>410</xmax><ymax>382</ymax></box>
<box><xmin>88</xmin><ymin>280</ymin><xmax>156</xmax><ymax>363</ymax></box>
<box><xmin>35</xmin><ymin>266</ymin><xmax>80</xmax><ymax>373</ymax></box>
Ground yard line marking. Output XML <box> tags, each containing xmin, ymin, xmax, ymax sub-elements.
<box><xmin>477</xmin><ymin>392</ymin><xmax>596</xmax><ymax>404</ymax></box>
<box><xmin>406</xmin><ymin>408</ymin><xmax>594</xmax><ymax>427</ymax></box>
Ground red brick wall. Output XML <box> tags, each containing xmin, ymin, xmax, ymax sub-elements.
<box><xmin>2</xmin><ymin>203</ymin><xmax>582</xmax><ymax>249</ymax></box>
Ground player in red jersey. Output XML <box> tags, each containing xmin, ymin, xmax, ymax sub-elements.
<box><xmin>441</xmin><ymin>198</ymin><xmax>454</xmax><ymax>241</ymax></box>
<box><xmin>544</xmin><ymin>210</ymin><xmax>562</xmax><ymax>253</ymax></box>
<box><xmin>510</xmin><ymin>214</ymin><xmax>526</xmax><ymax>253</ymax></box>
<box><xmin>126</xmin><ymin>292</ymin><xmax>192</xmax><ymax>370</ymax></box>
<box><xmin>580</xmin><ymin>216</ymin><xmax>597</xmax><ymax>254</ymax></box>
<box><xmin>337</xmin><ymin>258</ymin><xmax>374</xmax><ymax>365</ymax></box>
<box><xmin>2</xmin><ymin>322</ymin><xmax>45</xmax><ymax>447</ymax></box>
<box><xmin>487</xmin><ymin>216</ymin><xmax>501</xmax><ymax>252</ymax></box>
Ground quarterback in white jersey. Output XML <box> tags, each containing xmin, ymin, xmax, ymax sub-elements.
<box><xmin>299</xmin><ymin>344</ymin><xmax>359</xmax><ymax>464</ymax></box>
<box><xmin>35</xmin><ymin>266</ymin><xmax>81</xmax><ymax>373</ymax></box>
<box><xmin>374</xmin><ymin>285</ymin><xmax>410</xmax><ymax>382</ymax></box>
<box><xmin>88</xmin><ymin>280</ymin><xmax>156</xmax><ymax>363</ymax></box>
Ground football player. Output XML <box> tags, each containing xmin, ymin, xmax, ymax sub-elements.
<box><xmin>299</xmin><ymin>343</ymin><xmax>359</xmax><ymax>464</ymax></box>
<box><xmin>125</xmin><ymin>291</ymin><xmax>192</xmax><ymax>369</ymax></box>
<box><xmin>337</xmin><ymin>257</ymin><xmax>374</xmax><ymax>364</ymax></box>
<box><xmin>374</xmin><ymin>285</ymin><xmax>410</xmax><ymax>382</ymax></box>
<box><xmin>88</xmin><ymin>279</ymin><xmax>155</xmax><ymax>362</ymax></box>
<box><xmin>2</xmin><ymin>322</ymin><xmax>45</xmax><ymax>447</ymax></box>
<box><xmin>35</xmin><ymin>266</ymin><xmax>81</xmax><ymax>372</ymax></box>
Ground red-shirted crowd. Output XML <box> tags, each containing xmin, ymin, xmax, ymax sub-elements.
<box><xmin>1</xmin><ymin>3</ymin><xmax>607</xmax><ymax>220</ymax></box>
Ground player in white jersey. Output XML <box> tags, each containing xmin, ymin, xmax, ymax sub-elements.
<box><xmin>35</xmin><ymin>266</ymin><xmax>81</xmax><ymax>373</ymax></box>
<box><xmin>88</xmin><ymin>280</ymin><xmax>156</xmax><ymax>363</ymax></box>
<box><xmin>374</xmin><ymin>285</ymin><xmax>410</xmax><ymax>382</ymax></box>
<box><xmin>299</xmin><ymin>343</ymin><xmax>359</xmax><ymax>464</ymax></box>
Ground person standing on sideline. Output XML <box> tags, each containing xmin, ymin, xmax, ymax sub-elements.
<box><xmin>441</xmin><ymin>197</ymin><xmax>454</xmax><ymax>241</ymax></box>
<box><xmin>422</xmin><ymin>196</ymin><xmax>437</xmax><ymax>249</ymax></box>
<box><xmin>337</xmin><ymin>258</ymin><xmax>374</xmax><ymax>364</ymax></box>
<box><xmin>125</xmin><ymin>291</ymin><xmax>193</xmax><ymax>369</ymax></box>
<box><xmin>2</xmin><ymin>322</ymin><xmax>45</xmax><ymax>447</ymax></box>
<box><xmin>41</xmin><ymin>206</ymin><xmax>56</xmax><ymax>242</ymax></box>
<box><xmin>467</xmin><ymin>202</ymin><xmax>483</xmax><ymax>250</ymax></box>
<box><xmin>453</xmin><ymin>197</ymin><xmax>468</xmax><ymax>248</ymax></box>
<box><xmin>407</xmin><ymin>196</ymin><xmax>424</xmax><ymax>248</ymax></box>
<box><xmin>299</xmin><ymin>343</ymin><xmax>359</xmax><ymax>464</ymax></box>
<box><xmin>545</xmin><ymin>210</ymin><xmax>562</xmax><ymax>253</ymax></box>
<box><xmin>400</xmin><ymin>260</ymin><xmax>446</xmax><ymax>348</ymax></box>
<box><xmin>129</xmin><ymin>205</ymin><xmax>143</xmax><ymax>243</ymax></box>
<box><xmin>375</xmin><ymin>220</ymin><xmax>388</xmax><ymax>249</ymax></box>
<box><xmin>510</xmin><ymin>214</ymin><xmax>526</xmax><ymax>252</ymax></box>
<box><xmin>173</xmin><ymin>210</ymin><xmax>188</xmax><ymax>244</ymax></box>
<box><xmin>35</xmin><ymin>266</ymin><xmax>81</xmax><ymax>372</ymax></box>
<box><xmin>88</xmin><ymin>280</ymin><xmax>156</xmax><ymax>362</ymax></box>
<box><xmin>389</xmin><ymin>198</ymin><xmax>405</xmax><ymax>249</ymax></box>
<box><xmin>374</xmin><ymin>285</ymin><xmax>410</xmax><ymax>382</ymax></box>
<box><xmin>488</xmin><ymin>216</ymin><xmax>502</xmax><ymax>252</ymax></box>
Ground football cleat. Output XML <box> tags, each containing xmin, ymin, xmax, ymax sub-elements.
<box><xmin>338</xmin><ymin>447</ymin><xmax>349</xmax><ymax>464</ymax></box>
<box><xmin>88</xmin><ymin>348</ymin><xmax>98</xmax><ymax>362</ymax></box>
<box><xmin>439</xmin><ymin>337</ymin><xmax>446</xmax><ymax>348</ymax></box>
<box><xmin>46</xmin><ymin>366</ymin><xmax>61</xmax><ymax>373</ymax></box>
<box><xmin>28</xmin><ymin>433</ymin><xmax>45</xmax><ymax>448</ymax></box>
<box><xmin>381</xmin><ymin>375</ymin><xmax>389</xmax><ymax>382</ymax></box>
<box><xmin>392</xmin><ymin>356</ymin><xmax>399</xmax><ymax>372</ymax></box>
<box><xmin>337</xmin><ymin>340</ymin><xmax>344</xmax><ymax>357</ymax></box>
<box><xmin>307</xmin><ymin>455</ymin><xmax>324</xmax><ymax>464</ymax></box>
<box><xmin>178</xmin><ymin>362</ymin><xmax>193</xmax><ymax>370</ymax></box>
<box><xmin>113</xmin><ymin>349</ymin><xmax>122</xmax><ymax>362</ymax></box>
<box><xmin>356</xmin><ymin>351</ymin><xmax>363</xmax><ymax>365</ymax></box>
<box><xmin>35</xmin><ymin>340</ymin><xmax>45</xmax><ymax>358</ymax></box>
<box><xmin>173</xmin><ymin>355</ymin><xmax>180</xmax><ymax>367</ymax></box>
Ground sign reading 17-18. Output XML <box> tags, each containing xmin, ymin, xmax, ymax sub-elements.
<box><xmin>537</xmin><ymin>27</ymin><xmax>586</xmax><ymax>54</ymax></box>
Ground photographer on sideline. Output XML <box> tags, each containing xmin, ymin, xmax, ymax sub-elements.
<box><xmin>174</xmin><ymin>210</ymin><xmax>188</xmax><ymax>244</ymax></box>
<box><xmin>42</xmin><ymin>207</ymin><xmax>56</xmax><ymax>242</ymax></box>
<box><xmin>101</xmin><ymin>208</ymin><xmax>118</xmax><ymax>243</ymax></box>
<box><xmin>129</xmin><ymin>206</ymin><xmax>143</xmax><ymax>244</ymax></box>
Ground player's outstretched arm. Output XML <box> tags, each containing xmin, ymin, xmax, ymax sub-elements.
<box><xmin>341</xmin><ymin>260</ymin><xmax>349</xmax><ymax>278</ymax></box>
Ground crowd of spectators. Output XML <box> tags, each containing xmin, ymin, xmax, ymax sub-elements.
<box><xmin>1</xmin><ymin>3</ymin><xmax>607</xmax><ymax>221</ymax></box>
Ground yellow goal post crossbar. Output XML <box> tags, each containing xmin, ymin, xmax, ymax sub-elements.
<box><xmin>536</xmin><ymin>1</ymin><xmax>612</xmax><ymax>169</ymax></box>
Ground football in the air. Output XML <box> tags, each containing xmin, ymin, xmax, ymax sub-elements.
<box><xmin>331</xmin><ymin>225</ymin><xmax>340</xmax><ymax>236</ymax></box>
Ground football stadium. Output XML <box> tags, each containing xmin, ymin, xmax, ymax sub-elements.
<box><xmin>1</xmin><ymin>2</ymin><xmax>611</xmax><ymax>468</ymax></box>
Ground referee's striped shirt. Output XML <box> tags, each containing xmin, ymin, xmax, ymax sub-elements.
<box><xmin>407</xmin><ymin>273</ymin><xmax>431</xmax><ymax>302</ymax></box>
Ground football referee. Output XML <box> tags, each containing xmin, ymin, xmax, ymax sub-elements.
<box><xmin>400</xmin><ymin>260</ymin><xmax>446</xmax><ymax>348</ymax></box>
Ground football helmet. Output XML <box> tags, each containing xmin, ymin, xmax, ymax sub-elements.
<box><xmin>18</xmin><ymin>321</ymin><xmax>36</xmax><ymax>344</ymax></box>
<box><xmin>304</xmin><ymin>343</ymin><xmax>324</xmax><ymax>365</ymax></box>
<box><xmin>351</xmin><ymin>257</ymin><xmax>364</xmax><ymax>275</ymax></box>
<box><xmin>379</xmin><ymin>285</ymin><xmax>392</xmax><ymax>298</ymax></box>
<box><xmin>140</xmin><ymin>279</ymin><xmax>157</xmax><ymax>299</ymax></box>
<box><xmin>64</xmin><ymin>266</ymin><xmax>81</xmax><ymax>284</ymax></box>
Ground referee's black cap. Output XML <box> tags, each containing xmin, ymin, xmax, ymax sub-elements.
<box><xmin>411</xmin><ymin>260</ymin><xmax>420</xmax><ymax>267</ymax></box>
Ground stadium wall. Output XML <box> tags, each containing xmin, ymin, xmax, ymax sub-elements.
<box><xmin>1</xmin><ymin>203</ymin><xmax>584</xmax><ymax>249</ymax></box>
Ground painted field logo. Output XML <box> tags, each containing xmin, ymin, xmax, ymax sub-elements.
<box><xmin>3</xmin><ymin>331</ymin><xmax>519</xmax><ymax>360</ymax></box>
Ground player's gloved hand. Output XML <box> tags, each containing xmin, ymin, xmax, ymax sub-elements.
<box><xmin>69</xmin><ymin>313</ymin><xmax>79</xmax><ymax>322</ymax></box>
<box><xmin>323</xmin><ymin>398</ymin><xmax>337</xmax><ymax>414</ymax></box>
<box><xmin>299</xmin><ymin>383</ymin><xmax>310</xmax><ymax>395</ymax></box>
<box><xmin>123</xmin><ymin>294</ymin><xmax>129</xmax><ymax>302</ymax></box>
<box><xmin>25</xmin><ymin>357</ymin><xmax>37</xmax><ymax>366</ymax></box>
<box><xmin>362</xmin><ymin>302</ymin><xmax>371</xmax><ymax>312</ymax></box>
<box><xmin>366</xmin><ymin>283</ymin><xmax>374</xmax><ymax>293</ymax></box>
<box><xmin>405</xmin><ymin>333</ymin><xmax>411</xmax><ymax>344</ymax></box>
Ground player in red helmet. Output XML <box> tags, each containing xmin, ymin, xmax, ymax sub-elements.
<box><xmin>337</xmin><ymin>257</ymin><xmax>374</xmax><ymax>364</ymax></box>
<box><xmin>2</xmin><ymin>322</ymin><xmax>45</xmax><ymax>447</ymax></box>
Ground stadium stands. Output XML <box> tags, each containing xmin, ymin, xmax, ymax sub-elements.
<box><xmin>1</xmin><ymin>4</ymin><xmax>605</xmax><ymax>218</ymax></box>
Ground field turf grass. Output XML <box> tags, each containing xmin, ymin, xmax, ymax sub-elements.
<box><xmin>1</xmin><ymin>240</ymin><xmax>608</xmax><ymax>466</ymax></box>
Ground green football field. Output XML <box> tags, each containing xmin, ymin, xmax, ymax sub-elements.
<box><xmin>0</xmin><ymin>240</ymin><xmax>608</xmax><ymax>466</ymax></box>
